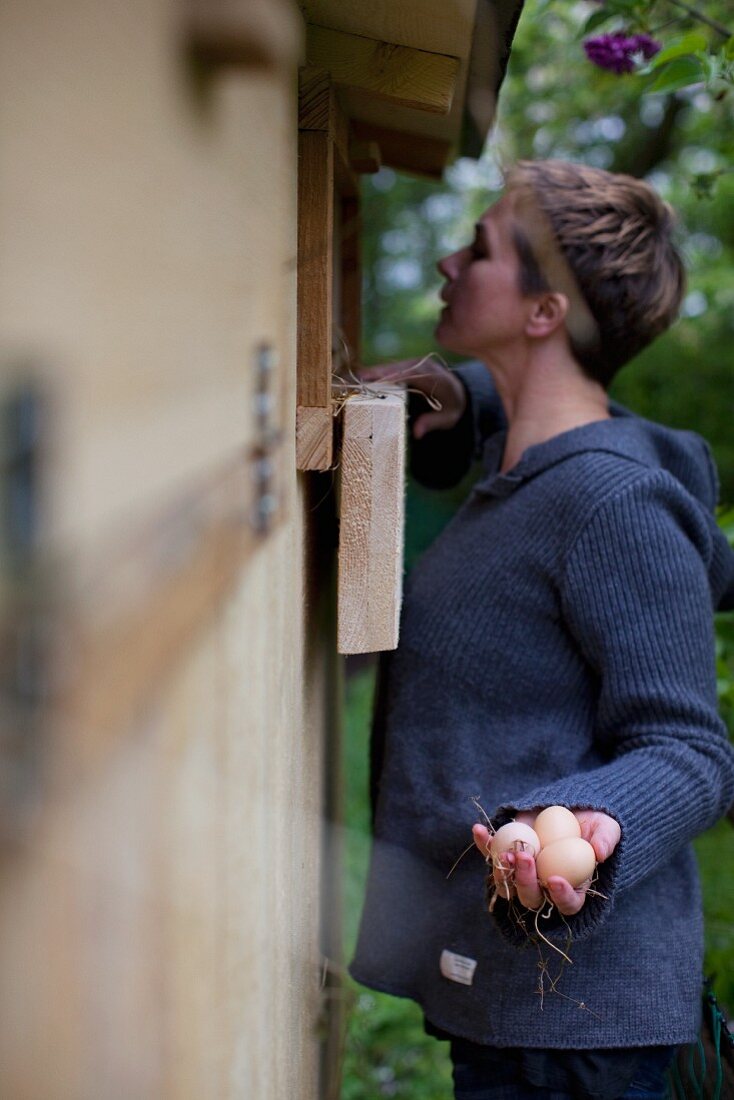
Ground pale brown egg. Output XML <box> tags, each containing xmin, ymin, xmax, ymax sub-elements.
<box><xmin>534</xmin><ymin>805</ymin><xmax>581</xmax><ymax>848</ymax></box>
<box><xmin>490</xmin><ymin>821</ymin><xmax>541</xmax><ymax>860</ymax></box>
<box><xmin>536</xmin><ymin>837</ymin><xmax>596</xmax><ymax>888</ymax></box>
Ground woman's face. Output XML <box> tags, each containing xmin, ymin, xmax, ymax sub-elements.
<box><xmin>435</xmin><ymin>192</ymin><xmax>532</xmax><ymax>358</ymax></box>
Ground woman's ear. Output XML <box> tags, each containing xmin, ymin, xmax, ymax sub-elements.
<box><xmin>525</xmin><ymin>292</ymin><xmax>569</xmax><ymax>339</ymax></box>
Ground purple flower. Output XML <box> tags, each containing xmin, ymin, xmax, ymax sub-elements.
<box><xmin>584</xmin><ymin>32</ymin><xmax>661</xmax><ymax>74</ymax></box>
<box><xmin>632</xmin><ymin>34</ymin><xmax>662</xmax><ymax>59</ymax></box>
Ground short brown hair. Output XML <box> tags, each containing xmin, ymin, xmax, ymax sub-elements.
<box><xmin>507</xmin><ymin>160</ymin><xmax>686</xmax><ymax>388</ymax></box>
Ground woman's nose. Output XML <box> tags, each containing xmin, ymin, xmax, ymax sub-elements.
<box><xmin>437</xmin><ymin>250</ymin><xmax>460</xmax><ymax>279</ymax></box>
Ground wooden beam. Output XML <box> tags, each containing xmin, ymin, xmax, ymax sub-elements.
<box><xmin>296</xmin><ymin>405</ymin><xmax>333</xmax><ymax>472</ymax></box>
<box><xmin>349</xmin><ymin>141</ymin><xmax>381</xmax><ymax>175</ymax></box>
<box><xmin>351</xmin><ymin>121</ymin><xmax>451</xmax><ymax>178</ymax></box>
<box><xmin>185</xmin><ymin>0</ymin><xmax>304</xmax><ymax>69</ymax></box>
<box><xmin>337</xmin><ymin>388</ymin><xmax>406</xmax><ymax>655</ymax></box>
<box><xmin>306</xmin><ymin>25</ymin><xmax>460</xmax><ymax>115</ymax></box>
<box><xmin>297</xmin><ymin>129</ymin><xmax>333</xmax><ymax>411</ymax></box>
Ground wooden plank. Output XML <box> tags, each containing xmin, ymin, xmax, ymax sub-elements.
<box><xmin>297</xmin><ymin>130</ymin><xmax>334</xmax><ymax>410</ymax></box>
<box><xmin>296</xmin><ymin>405</ymin><xmax>334</xmax><ymax>471</ymax></box>
<box><xmin>337</xmin><ymin>388</ymin><xmax>406</xmax><ymax>654</ymax></box>
<box><xmin>351</xmin><ymin>120</ymin><xmax>451</xmax><ymax>177</ymax></box>
<box><xmin>185</xmin><ymin>0</ymin><xmax>304</xmax><ymax>68</ymax></box>
<box><xmin>306</xmin><ymin>24</ymin><xmax>460</xmax><ymax>115</ymax></box>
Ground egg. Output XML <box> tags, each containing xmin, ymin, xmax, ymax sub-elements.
<box><xmin>535</xmin><ymin>837</ymin><xmax>596</xmax><ymax>888</ymax></box>
<box><xmin>533</xmin><ymin>805</ymin><xmax>581</xmax><ymax>848</ymax></box>
<box><xmin>490</xmin><ymin>821</ymin><xmax>541</xmax><ymax>861</ymax></box>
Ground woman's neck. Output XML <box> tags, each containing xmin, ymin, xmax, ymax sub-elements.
<box><xmin>486</xmin><ymin>351</ymin><xmax>611</xmax><ymax>475</ymax></box>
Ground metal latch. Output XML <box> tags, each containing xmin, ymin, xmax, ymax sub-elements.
<box><xmin>0</xmin><ymin>382</ymin><xmax>47</xmax><ymax>840</ymax></box>
<box><xmin>251</xmin><ymin>343</ymin><xmax>282</xmax><ymax>535</ymax></box>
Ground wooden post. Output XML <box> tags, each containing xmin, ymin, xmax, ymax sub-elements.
<box><xmin>297</xmin><ymin>69</ymin><xmax>337</xmax><ymax>471</ymax></box>
<box><xmin>337</xmin><ymin>388</ymin><xmax>406</xmax><ymax>654</ymax></box>
<box><xmin>297</xmin><ymin>128</ymin><xmax>334</xmax><ymax>412</ymax></box>
<box><xmin>340</xmin><ymin>195</ymin><xmax>361</xmax><ymax>370</ymax></box>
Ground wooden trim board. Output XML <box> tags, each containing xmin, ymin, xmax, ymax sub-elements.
<box><xmin>306</xmin><ymin>25</ymin><xmax>459</xmax><ymax>114</ymax></box>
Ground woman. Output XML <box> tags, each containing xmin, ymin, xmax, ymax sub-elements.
<box><xmin>351</xmin><ymin>161</ymin><xmax>734</xmax><ymax>1099</ymax></box>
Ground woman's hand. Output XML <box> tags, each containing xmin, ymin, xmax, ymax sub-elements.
<box><xmin>472</xmin><ymin>810</ymin><xmax>621</xmax><ymax>917</ymax></box>
<box><xmin>357</xmin><ymin>358</ymin><xmax>467</xmax><ymax>439</ymax></box>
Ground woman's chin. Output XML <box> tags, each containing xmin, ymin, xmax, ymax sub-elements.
<box><xmin>435</xmin><ymin>318</ymin><xmax>466</xmax><ymax>355</ymax></box>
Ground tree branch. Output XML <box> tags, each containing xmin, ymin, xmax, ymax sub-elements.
<box><xmin>611</xmin><ymin>95</ymin><xmax>684</xmax><ymax>178</ymax></box>
<box><xmin>666</xmin><ymin>0</ymin><xmax>730</xmax><ymax>40</ymax></box>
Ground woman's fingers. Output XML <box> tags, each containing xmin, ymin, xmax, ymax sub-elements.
<box><xmin>472</xmin><ymin>823</ymin><xmax>492</xmax><ymax>860</ymax></box>
<box><xmin>358</xmin><ymin>359</ymin><xmax>467</xmax><ymax>437</ymax></box>
<box><xmin>413</xmin><ymin>408</ymin><xmax>462</xmax><ymax>439</ymax></box>
<box><xmin>514</xmin><ymin>852</ymin><xmax>544</xmax><ymax>910</ymax></box>
<box><xmin>472</xmin><ymin>824</ymin><xmax>514</xmax><ymax>899</ymax></box>
<box><xmin>575</xmin><ymin>810</ymin><xmax>621</xmax><ymax>862</ymax></box>
<box><xmin>357</xmin><ymin>360</ymin><xmax>421</xmax><ymax>383</ymax></box>
<box><xmin>546</xmin><ymin>877</ymin><xmax>588</xmax><ymax>916</ymax></box>
<box><xmin>494</xmin><ymin>851</ymin><xmax>515</xmax><ymax>900</ymax></box>
<box><xmin>473</xmin><ymin>820</ymin><xmax>602</xmax><ymax>915</ymax></box>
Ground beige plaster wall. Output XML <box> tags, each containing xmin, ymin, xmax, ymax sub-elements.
<box><xmin>0</xmin><ymin>1</ymin><xmax>335</xmax><ymax>1096</ymax></box>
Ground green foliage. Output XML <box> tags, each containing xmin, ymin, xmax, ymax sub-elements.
<box><xmin>341</xmin><ymin>991</ymin><xmax>452</xmax><ymax>1100</ymax></box>
<box><xmin>715</xmin><ymin>507</ymin><xmax>734</xmax><ymax>726</ymax></box>
<box><xmin>579</xmin><ymin>1</ymin><xmax>733</xmax><ymax>101</ymax></box>
<box><xmin>648</xmin><ymin>55</ymin><xmax>707</xmax><ymax>93</ymax></box>
<box><xmin>648</xmin><ymin>33</ymin><xmax>710</xmax><ymax>68</ymax></box>
<box><xmin>692</xmin><ymin>821</ymin><xmax>734</xmax><ymax>1011</ymax></box>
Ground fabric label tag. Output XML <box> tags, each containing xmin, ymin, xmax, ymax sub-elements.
<box><xmin>440</xmin><ymin>949</ymin><xmax>477</xmax><ymax>986</ymax></box>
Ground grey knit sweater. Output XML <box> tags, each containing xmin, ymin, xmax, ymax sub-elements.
<box><xmin>350</xmin><ymin>360</ymin><xmax>734</xmax><ymax>1049</ymax></box>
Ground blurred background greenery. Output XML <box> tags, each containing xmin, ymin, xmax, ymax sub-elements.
<box><xmin>341</xmin><ymin>0</ymin><xmax>734</xmax><ymax>1094</ymax></box>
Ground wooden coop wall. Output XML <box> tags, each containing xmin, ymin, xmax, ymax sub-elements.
<box><xmin>0</xmin><ymin>1</ymin><xmax>338</xmax><ymax>1097</ymax></box>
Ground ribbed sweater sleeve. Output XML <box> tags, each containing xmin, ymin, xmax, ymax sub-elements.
<box><xmin>493</xmin><ymin>470</ymin><xmax>734</xmax><ymax>942</ymax></box>
<box><xmin>408</xmin><ymin>361</ymin><xmax>506</xmax><ymax>489</ymax></box>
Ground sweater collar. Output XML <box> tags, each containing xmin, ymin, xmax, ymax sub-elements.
<box><xmin>473</xmin><ymin>403</ymin><xmax>651</xmax><ymax>499</ymax></box>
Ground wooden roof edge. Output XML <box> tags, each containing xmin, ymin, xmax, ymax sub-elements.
<box><xmin>459</xmin><ymin>0</ymin><xmax>525</xmax><ymax>160</ymax></box>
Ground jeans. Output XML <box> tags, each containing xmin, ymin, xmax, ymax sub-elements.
<box><xmin>450</xmin><ymin>1043</ymin><xmax>678</xmax><ymax>1100</ymax></box>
